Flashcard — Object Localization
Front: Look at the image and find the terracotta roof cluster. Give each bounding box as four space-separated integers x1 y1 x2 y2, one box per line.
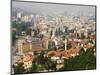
23 54 33 62
47 50 61 57
71 41 78 48
61 50 71 59
80 40 87 45
47 47 80 59
62 48 80 58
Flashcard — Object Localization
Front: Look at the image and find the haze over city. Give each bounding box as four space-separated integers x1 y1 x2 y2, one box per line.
12 1 95 17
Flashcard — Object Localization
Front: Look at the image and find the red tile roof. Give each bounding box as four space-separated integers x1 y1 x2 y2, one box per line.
47 51 57 56
47 47 80 58
23 54 33 62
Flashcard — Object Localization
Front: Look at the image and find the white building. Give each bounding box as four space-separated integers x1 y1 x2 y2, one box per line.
17 12 22 19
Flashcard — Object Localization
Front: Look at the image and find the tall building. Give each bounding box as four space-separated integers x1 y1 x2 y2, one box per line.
17 12 22 19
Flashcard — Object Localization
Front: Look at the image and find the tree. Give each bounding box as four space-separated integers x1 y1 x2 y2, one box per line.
81 33 85 39
67 43 72 50
12 21 30 36
62 33 67 40
37 51 45 64
14 62 25 74
63 50 96 71
45 58 56 71
31 61 37 72
55 29 58 36
12 21 18 28
65 26 68 33
26 29 31 35
50 30 53 36
12 31 16 45
77 33 80 39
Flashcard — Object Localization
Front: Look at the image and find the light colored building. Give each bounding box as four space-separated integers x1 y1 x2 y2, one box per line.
16 38 32 54
17 12 22 19
16 38 25 54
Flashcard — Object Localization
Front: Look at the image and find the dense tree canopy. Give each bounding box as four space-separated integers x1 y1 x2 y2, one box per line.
63 50 96 71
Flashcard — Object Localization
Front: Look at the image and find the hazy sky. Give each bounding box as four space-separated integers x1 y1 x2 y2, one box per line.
12 1 96 16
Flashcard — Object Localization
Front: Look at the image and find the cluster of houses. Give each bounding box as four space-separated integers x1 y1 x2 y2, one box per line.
12 32 95 72
12 14 96 73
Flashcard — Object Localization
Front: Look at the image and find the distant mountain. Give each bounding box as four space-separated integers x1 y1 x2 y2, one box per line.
12 7 43 17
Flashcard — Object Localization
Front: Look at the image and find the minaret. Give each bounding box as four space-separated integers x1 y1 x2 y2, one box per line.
65 39 67 51
33 17 36 29
46 40 48 50
51 28 56 38
30 43 32 50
